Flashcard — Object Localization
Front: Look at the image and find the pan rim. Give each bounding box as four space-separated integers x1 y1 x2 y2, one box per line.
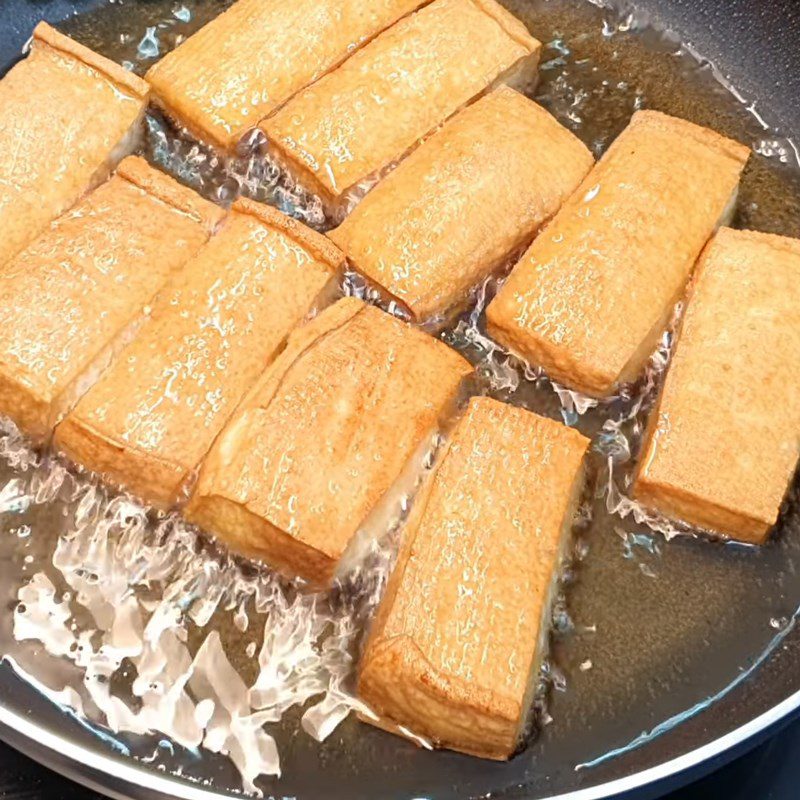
0 679 798 800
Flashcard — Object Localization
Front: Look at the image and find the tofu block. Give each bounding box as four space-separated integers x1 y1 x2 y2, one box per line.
329 87 593 322
262 0 541 210
54 199 342 508
0 157 223 442
146 0 427 150
186 297 472 585
633 228 800 544
358 396 589 758
486 110 750 397
0 22 149 268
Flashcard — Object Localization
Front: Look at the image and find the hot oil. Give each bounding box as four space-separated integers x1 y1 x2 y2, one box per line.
60 0 327 224
1 1 800 798
493 0 800 784
58 1 238 75
511 0 800 237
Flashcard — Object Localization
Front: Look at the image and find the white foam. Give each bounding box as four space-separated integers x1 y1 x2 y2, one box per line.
0 418 407 793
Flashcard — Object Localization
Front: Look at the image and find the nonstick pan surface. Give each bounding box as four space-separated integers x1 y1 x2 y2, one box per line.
0 1 799 799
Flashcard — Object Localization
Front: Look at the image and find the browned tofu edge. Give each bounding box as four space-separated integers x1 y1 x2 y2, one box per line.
632 474 773 544
54 414 188 508
0 373 51 443
260 0 542 212
485 110 749 397
261 140 341 209
629 109 752 165
485 306 623 397
631 228 800 544
185 298 368 583
117 156 226 234
357 400 589 758
231 197 345 271
53 199 340 509
470 0 540 52
33 21 150 101
186 425 343 584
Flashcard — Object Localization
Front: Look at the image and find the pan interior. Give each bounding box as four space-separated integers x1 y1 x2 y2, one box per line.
0 1 799 799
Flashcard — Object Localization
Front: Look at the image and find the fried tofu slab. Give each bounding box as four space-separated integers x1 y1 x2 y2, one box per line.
0 157 222 443
358 397 589 758
0 23 149 268
55 200 342 508
329 87 593 323
146 0 428 150
487 110 750 397
186 298 472 586
633 228 800 543
262 0 541 210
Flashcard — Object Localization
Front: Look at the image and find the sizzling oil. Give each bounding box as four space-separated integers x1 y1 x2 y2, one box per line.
0 1 799 799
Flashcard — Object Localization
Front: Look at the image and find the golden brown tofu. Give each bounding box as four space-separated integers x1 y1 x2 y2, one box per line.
0 22 149 268
486 110 750 397
0 157 223 443
359 396 589 758
186 297 472 585
633 228 800 544
146 0 428 150
54 199 341 508
329 87 593 323
262 0 540 210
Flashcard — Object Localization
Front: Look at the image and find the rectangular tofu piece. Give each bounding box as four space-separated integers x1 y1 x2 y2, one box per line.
146 0 428 150
358 396 589 758
0 157 223 443
186 297 472 585
0 22 149 268
632 228 800 544
261 0 541 212
54 200 342 508
329 87 593 323
486 110 750 397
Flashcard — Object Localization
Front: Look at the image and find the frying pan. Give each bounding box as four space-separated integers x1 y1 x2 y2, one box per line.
0 1 799 799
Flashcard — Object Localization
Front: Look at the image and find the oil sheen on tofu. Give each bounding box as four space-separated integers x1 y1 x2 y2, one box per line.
0 157 222 443
146 0 428 149
329 87 593 324
0 23 148 268
186 297 472 587
487 110 750 397
262 0 541 209
633 228 800 543
359 396 589 758
54 200 342 509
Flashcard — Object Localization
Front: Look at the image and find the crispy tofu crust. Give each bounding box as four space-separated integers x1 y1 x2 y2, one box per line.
486 110 750 397
54 201 338 508
232 198 345 272
146 0 428 150
32 22 149 99
0 23 149 268
261 0 541 204
115 156 224 235
632 228 800 543
329 87 593 322
358 397 589 758
0 157 219 442
186 298 472 585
